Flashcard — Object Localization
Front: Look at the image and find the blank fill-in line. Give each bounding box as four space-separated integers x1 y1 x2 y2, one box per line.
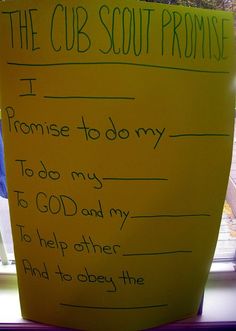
121 213 209 231
103 177 168 181
60 303 168 310
169 133 230 138
123 250 192 257
131 213 211 219
44 95 135 100
19 93 37 97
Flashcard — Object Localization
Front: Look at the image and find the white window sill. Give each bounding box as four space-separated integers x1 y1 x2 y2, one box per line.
0 264 236 330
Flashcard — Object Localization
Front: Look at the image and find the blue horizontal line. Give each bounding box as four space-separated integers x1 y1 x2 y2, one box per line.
60 303 168 310
7 61 229 74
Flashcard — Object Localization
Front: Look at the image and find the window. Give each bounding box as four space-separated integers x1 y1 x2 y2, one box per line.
0 116 13 267
0 0 236 329
0 196 14 266
213 113 236 265
0 0 235 272
213 201 236 263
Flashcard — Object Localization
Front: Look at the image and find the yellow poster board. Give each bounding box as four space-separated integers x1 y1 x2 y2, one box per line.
0 0 235 330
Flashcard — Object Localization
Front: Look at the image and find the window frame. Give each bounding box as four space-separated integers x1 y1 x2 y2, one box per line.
0 267 236 330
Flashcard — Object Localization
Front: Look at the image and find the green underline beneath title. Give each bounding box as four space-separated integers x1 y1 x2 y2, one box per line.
7 61 229 74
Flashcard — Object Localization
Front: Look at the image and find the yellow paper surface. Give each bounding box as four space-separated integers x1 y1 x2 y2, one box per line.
0 0 235 330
